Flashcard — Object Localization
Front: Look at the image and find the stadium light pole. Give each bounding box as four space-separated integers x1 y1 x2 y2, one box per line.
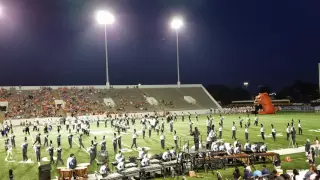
243 82 249 88
171 18 183 86
96 10 115 89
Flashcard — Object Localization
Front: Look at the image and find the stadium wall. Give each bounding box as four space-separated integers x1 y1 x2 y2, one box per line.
0 84 203 90
7 109 213 126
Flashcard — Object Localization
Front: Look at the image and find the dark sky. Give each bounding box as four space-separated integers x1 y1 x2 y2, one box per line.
0 0 319 91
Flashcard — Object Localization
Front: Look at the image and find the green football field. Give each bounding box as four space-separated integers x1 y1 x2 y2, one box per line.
0 112 319 180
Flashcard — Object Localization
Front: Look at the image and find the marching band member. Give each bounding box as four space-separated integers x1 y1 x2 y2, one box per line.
10 134 15 148
57 134 61 147
68 133 73 148
251 144 257 152
298 119 303 135
219 114 224 127
271 124 276 141
245 124 249 141
211 142 218 151
286 125 291 141
141 154 149 167
131 129 138 149
219 123 223 139
47 143 54 165
173 130 179 148
138 148 145 159
100 135 106 152
254 114 259 126
162 148 170 161
117 132 122 150
260 124 265 140
44 134 49 147
100 162 110 177
260 144 267 152
21 137 28 162
34 143 41 163
112 133 117 153
5 144 13 161
170 147 176 159
78 134 85 148
56 145 64 165
244 141 250 151
231 123 237 139
239 117 243 128
219 143 225 151
115 151 122 162
234 145 240 154
88 146 95 165
160 131 165 149
117 158 125 172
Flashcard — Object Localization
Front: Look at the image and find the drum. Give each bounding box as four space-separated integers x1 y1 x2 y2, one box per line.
57 167 66 179
61 169 73 180
77 163 90 167
75 167 87 178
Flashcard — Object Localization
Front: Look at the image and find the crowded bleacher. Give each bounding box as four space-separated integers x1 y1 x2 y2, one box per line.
0 85 221 119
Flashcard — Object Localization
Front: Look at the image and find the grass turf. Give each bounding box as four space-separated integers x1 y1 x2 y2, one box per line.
0 112 319 180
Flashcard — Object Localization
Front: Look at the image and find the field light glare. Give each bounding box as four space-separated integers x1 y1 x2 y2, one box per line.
171 18 183 30
96 11 115 25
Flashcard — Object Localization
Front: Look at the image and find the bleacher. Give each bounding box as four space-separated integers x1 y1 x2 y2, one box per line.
0 84 221 118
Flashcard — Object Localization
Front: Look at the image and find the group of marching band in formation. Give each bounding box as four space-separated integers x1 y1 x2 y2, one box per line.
0 111 305 172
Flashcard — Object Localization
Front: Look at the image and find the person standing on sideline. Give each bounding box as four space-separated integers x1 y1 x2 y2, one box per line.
260 124 265 140
181 112 184 122
131 129 138 149
271 124 276 141
160 131 165 149
298 120 303 135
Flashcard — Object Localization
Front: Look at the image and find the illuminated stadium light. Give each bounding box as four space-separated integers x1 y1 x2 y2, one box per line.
96 10 115 88
243 82 249 86
96 11 114 25
171 18 183 30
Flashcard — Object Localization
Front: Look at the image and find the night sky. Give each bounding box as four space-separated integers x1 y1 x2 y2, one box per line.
0 0 319 91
